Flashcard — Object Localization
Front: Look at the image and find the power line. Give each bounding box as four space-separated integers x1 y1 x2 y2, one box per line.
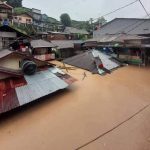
111 0 150 41
75 104 150 150
138 0 150 18
92 0 139 21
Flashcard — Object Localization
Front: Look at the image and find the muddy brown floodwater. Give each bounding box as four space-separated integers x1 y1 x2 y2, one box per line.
0 61 150 150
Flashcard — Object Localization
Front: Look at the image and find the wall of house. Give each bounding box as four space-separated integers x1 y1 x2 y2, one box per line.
0 54 47 70
13 15 33 24
0 37 2 49
0 13 8 18
0 55 21 70
33 13 41 21
59 48 75 58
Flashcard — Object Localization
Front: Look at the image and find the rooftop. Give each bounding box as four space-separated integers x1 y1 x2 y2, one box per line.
31 39 56 48
94 18 150 37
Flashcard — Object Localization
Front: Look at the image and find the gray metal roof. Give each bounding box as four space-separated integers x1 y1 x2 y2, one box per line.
63 51 98 74
64 50 121 74
31 39 56 48
92 50 120 71
88 34 150 43
64 27 89 35
16 69 68 105
94 18 150 38
51 40 83 49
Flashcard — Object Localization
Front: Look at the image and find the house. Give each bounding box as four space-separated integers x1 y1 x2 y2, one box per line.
93 18 150 38
13 13 33 25
0 49 76 114
31 8 42 27
92 18 150 65
64 27 89 40
0 1 13 25
30 39 56 61
63 49 121 75
51 40 83 58
0 25 30 50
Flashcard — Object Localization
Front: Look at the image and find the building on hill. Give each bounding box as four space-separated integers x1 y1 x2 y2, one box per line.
31 8 42 26
13 13 33 25
93 18 150 38
0 1 13 25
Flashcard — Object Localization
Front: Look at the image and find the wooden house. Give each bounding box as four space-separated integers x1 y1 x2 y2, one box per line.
31 39 56 61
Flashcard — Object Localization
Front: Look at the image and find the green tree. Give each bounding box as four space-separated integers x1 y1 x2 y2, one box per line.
60 13 71 27
2 0 22 7
95 17 107 26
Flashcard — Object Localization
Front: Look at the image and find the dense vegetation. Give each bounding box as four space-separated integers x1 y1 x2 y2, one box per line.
2 0 22 7
60 13 72 27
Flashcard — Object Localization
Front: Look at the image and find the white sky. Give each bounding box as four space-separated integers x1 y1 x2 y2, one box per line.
23 0 150 21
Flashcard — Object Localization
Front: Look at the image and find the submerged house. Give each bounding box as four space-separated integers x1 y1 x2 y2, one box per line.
30 39 56 61
0 49 76 114
64 49 121 75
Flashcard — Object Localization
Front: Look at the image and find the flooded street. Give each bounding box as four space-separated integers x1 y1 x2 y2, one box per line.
0 63 150 150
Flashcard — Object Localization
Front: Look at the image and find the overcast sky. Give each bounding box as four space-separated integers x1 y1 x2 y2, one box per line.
23 0 150 21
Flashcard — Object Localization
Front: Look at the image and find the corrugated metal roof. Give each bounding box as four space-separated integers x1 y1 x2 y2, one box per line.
94 18 150 37
87 34 150 43
92 50 120 71
16 70 68 105
63 51 98 74
51 40 83 49
31 39 56 48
